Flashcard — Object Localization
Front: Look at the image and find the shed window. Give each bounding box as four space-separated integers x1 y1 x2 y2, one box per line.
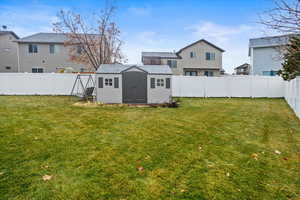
157 79 164 87
114 77 119 88
166 78 171 89
98 77 103 88
105 78 113 86
150 78 155 88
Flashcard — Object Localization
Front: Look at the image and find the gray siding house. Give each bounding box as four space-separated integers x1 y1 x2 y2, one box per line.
234 63 250 75
96 64 172 104
249 35 291 76
15 33 88 73
0 31 19 72
142 39 225 76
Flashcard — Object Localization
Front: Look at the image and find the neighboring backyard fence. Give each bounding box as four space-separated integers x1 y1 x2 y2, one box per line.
284 77 300 118
0 73 299 118
172 75 284 98
0 73 84 95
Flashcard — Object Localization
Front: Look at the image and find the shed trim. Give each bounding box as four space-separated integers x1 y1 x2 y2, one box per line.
121 66 148 74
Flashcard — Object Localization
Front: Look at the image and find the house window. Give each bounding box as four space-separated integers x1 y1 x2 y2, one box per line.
49 44 59 54
263 71 278 76
105 78 113 86
5 66 11 70
32 68 43 73
204 71 214 76
77 46 83 54
206 52 215 60
190 52 196 58
80 68 85 72
28 44 38 53
167 60 177 68
157 79 164 87
185 71 197 76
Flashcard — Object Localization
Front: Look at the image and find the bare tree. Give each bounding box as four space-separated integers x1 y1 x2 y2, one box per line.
53 3 124 71
259 0 300 33
259 0 300 80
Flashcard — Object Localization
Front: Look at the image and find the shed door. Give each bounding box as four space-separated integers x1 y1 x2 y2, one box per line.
122 71 147 103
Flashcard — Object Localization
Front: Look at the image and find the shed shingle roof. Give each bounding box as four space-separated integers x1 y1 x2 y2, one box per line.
96 64 172 74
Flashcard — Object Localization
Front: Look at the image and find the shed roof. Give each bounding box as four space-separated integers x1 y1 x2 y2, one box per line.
96 64 172 74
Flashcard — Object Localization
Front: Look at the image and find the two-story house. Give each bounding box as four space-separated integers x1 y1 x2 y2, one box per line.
142 39 225 76
249 34 291 76
0 31 19 72
15 33 87 73
234 63 250 75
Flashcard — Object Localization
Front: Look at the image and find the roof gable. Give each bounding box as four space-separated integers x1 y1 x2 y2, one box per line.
17 33 67 43
121 66 148 73
177 39 225 53
0 31 19 39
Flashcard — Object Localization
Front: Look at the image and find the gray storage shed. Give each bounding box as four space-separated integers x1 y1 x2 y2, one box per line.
96 64 172 104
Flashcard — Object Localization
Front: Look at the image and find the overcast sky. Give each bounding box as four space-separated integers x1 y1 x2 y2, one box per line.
0 0 280 73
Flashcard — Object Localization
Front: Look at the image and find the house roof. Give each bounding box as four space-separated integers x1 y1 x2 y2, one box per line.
249 34 295 48
96 64 172 74
141 52 179 59
0 31 19 39
16 33 68 44
177 39 225 53
234 63 250 70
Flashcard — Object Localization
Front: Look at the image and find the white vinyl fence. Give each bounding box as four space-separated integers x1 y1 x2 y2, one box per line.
172 75 284 98
284 77 300 118
0 73 299 118
0 73 79 95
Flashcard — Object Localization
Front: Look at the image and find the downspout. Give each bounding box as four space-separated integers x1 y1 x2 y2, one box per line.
16 42 20 72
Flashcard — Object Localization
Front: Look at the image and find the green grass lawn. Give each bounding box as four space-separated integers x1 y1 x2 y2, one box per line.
0 96 300 200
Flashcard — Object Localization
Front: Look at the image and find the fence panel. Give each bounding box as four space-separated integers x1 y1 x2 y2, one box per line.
172 75 284 98
0 73 78 95
284 77 300 118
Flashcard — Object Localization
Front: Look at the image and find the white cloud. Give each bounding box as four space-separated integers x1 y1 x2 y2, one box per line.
186 21 255 43
186 21 268 73
0 4 58 37
122 31 178 64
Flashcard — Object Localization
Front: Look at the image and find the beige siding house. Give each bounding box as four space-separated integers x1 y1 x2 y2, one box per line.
142 39 225 76
16 33 88 73
0 31 19 72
